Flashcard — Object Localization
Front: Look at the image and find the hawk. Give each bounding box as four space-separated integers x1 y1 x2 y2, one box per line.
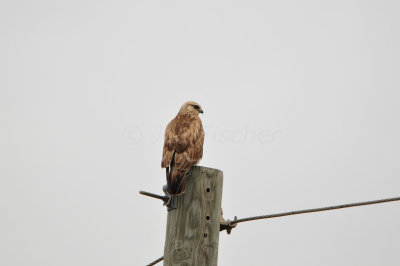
161 101 204 194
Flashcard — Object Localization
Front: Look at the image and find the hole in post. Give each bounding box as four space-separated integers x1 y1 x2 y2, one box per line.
206 188 210 193
204 233 207 238
206 215 210 220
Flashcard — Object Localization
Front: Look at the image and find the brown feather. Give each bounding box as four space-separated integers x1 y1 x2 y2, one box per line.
161 102 204 194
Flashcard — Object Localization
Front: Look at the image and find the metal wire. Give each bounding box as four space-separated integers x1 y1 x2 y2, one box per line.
147 196 400 263
230 196 400 225
147 256 163 266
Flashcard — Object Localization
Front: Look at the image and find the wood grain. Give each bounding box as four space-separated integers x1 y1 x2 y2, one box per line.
163 166 223 266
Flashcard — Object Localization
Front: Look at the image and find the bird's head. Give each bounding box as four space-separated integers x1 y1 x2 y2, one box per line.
180 101 204 116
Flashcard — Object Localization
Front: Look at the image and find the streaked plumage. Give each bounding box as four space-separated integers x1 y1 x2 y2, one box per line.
161 101 204 194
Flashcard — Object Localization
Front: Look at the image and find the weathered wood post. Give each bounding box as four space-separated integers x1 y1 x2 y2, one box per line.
163 166 223 266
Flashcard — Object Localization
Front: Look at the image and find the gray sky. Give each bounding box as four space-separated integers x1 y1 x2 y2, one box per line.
1 0 400 265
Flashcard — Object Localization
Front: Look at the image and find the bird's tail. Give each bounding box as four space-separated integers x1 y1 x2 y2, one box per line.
169 166 187 194
165 167 172 194
166 151 187 194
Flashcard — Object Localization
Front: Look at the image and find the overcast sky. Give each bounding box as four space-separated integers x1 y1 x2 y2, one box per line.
1 0 400 265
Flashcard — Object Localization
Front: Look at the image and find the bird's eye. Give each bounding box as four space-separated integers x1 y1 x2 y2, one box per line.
193 105 199 110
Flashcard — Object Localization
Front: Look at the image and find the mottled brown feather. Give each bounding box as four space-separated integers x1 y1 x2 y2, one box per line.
161 102 204 194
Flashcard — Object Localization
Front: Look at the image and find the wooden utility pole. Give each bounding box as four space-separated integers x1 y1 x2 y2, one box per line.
163 166 223 266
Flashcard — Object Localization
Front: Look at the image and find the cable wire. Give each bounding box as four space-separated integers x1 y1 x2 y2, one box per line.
147 196 400 263
147 256 163 266
230 196 400 225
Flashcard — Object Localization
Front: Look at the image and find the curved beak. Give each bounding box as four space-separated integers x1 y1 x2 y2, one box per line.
199 109 204 114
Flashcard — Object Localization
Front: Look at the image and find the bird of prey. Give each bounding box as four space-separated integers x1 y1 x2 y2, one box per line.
161 101 204 194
